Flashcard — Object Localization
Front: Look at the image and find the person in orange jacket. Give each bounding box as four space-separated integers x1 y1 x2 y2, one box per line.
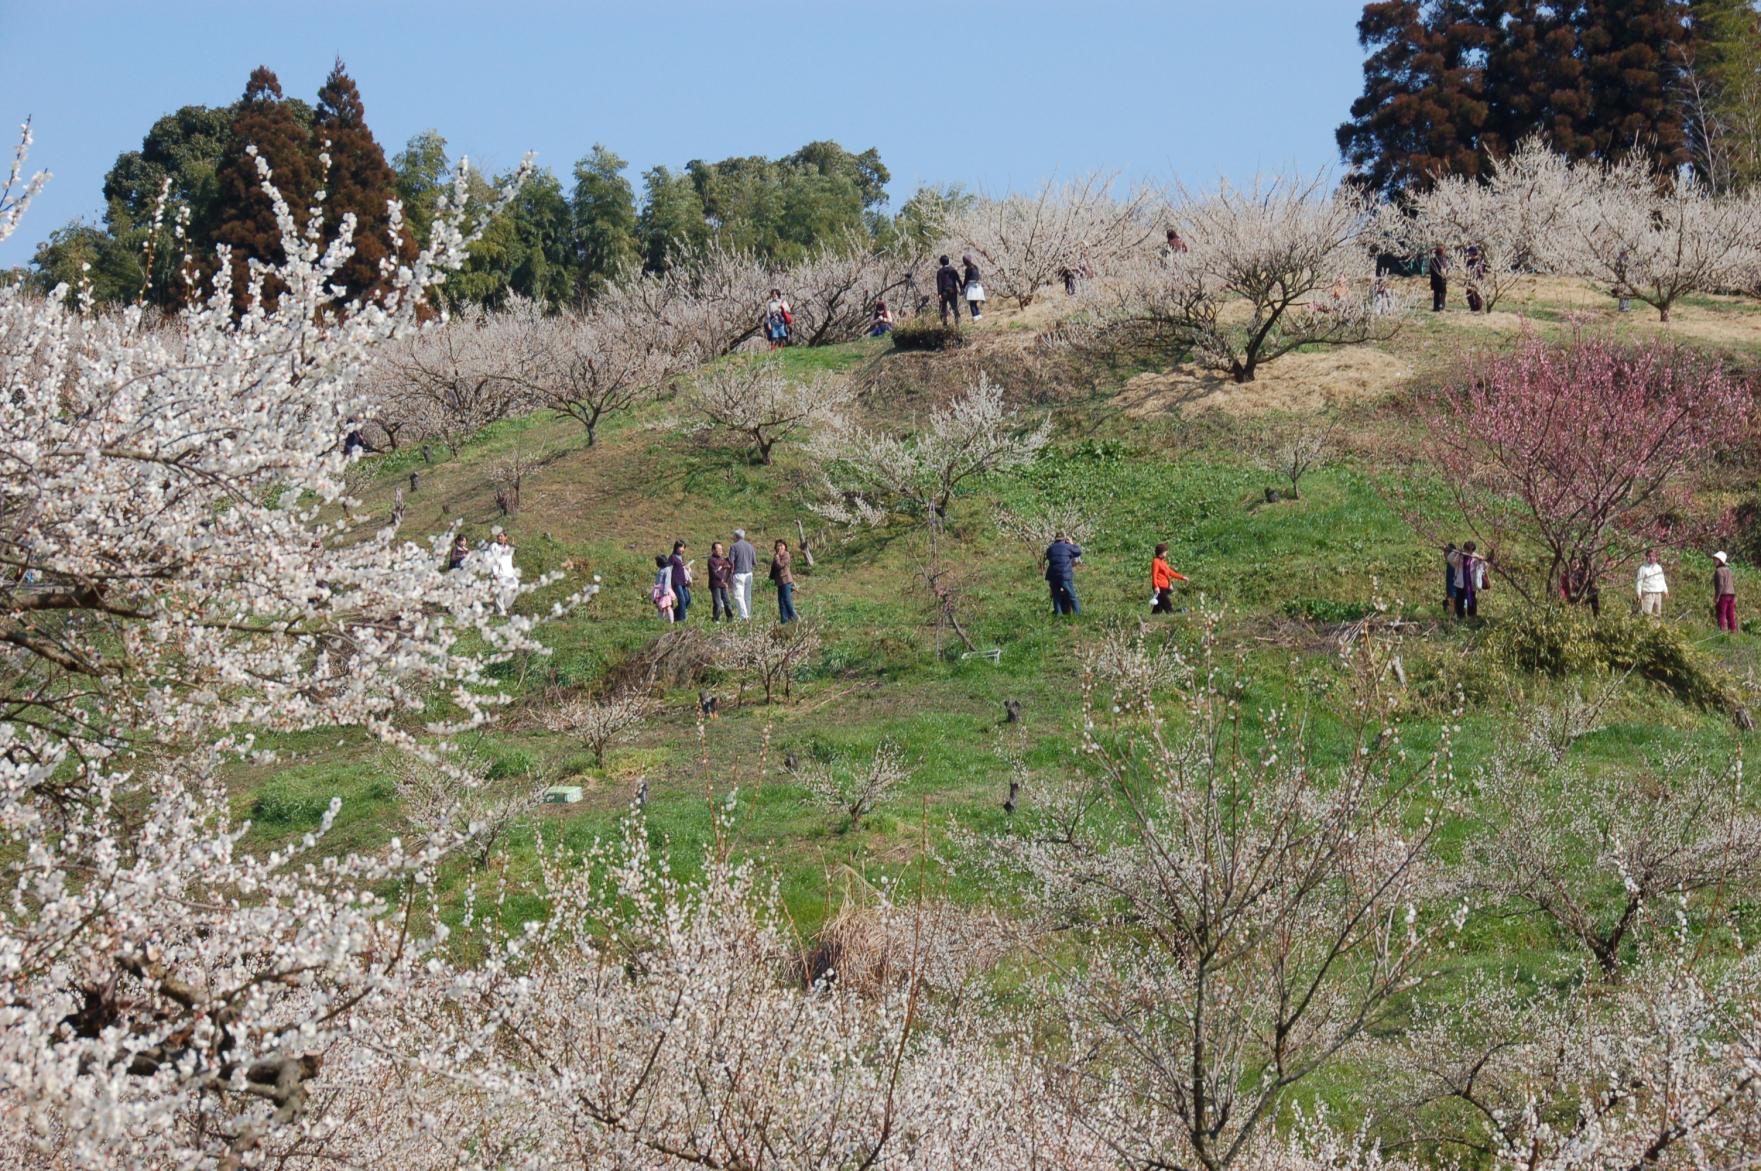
1151 543 1188 614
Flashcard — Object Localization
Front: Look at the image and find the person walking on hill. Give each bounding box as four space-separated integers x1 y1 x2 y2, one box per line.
1453 540 1485 619
708 541 735 622
1713 551 1738 633
1045 531 1083 616
729 529 758 620
763 288 793 350
669 539 693 623
769 538 797 623
1150 543 1188 614
1429 246 1450 313
1443 543 1459 614
961 254 986 320
1636 548 1668 618
935 256 963 325
651 554 677 622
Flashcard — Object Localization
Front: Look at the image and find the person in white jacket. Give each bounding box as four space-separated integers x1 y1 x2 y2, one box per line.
485 531 520 615
1636 548 1668 618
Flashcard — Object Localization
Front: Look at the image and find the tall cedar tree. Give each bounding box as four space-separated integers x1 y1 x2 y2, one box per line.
1478 0 1590 158
211 67 320 314
313 59 414 303
1337 0 1491 198
1575 0 1692 168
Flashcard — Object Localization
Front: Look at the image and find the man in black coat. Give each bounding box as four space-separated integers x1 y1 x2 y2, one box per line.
935 255 963 325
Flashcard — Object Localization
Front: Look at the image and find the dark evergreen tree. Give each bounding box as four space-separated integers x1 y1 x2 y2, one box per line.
210 67 321 313
571 145 639 295
312 58 412 303
1337 0 1492 198
1479 0 1590 157
1575 0 1692 168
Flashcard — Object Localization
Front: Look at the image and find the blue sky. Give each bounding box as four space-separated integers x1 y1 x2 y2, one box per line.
0 0 1369 266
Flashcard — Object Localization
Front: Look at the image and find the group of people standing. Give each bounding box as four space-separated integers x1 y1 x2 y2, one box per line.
1442 542 1743 631
1639 548 1741 632
444 530 521 614
651 529 798 624
934 255 986 324
1428 244 1489 313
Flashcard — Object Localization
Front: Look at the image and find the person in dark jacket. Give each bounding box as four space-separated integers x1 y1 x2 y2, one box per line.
1429 246 1450 312
1044 531 1083 616
669 539 692 623
446 532 471 572
707 541 735 622
935 255 963 325
961 254 986 320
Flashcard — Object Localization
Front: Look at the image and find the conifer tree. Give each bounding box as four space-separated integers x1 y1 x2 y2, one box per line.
1479 0 1590 157
210 66 320 313
1575 0 1692 169
1337 0 1491 198
313 57 412 302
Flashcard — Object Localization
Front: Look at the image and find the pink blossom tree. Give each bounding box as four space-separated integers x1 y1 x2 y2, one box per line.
1412 332 1753 603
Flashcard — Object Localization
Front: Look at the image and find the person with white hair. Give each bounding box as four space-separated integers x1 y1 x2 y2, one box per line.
1713 550 1737 633
728 529 758 620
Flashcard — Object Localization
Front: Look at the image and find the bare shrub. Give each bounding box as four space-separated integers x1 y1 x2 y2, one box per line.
1250 412 1338 500
714 620 823 704
392 749 540 868
543 689 653 768
811 371 1049 523
683 357 855 465
1471 750 1761 974
799 740 910 831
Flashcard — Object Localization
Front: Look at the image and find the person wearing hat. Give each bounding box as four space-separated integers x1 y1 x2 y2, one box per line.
728 529 757 620
1713 551 1737 633
1635 548 1668 619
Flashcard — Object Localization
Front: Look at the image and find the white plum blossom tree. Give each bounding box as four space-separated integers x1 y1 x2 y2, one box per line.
683 356 856 465
948 173 1160 308
1088 173 1397 383
811 371 1050 522
1564 155 1761 321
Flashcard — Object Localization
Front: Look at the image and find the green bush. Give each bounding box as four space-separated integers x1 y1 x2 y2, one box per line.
1282 597 1375 624
891 317 964 352
1488 606 1743 716
250 786 334 828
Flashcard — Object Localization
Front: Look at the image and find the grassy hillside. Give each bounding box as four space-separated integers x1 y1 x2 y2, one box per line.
240 272 1761 947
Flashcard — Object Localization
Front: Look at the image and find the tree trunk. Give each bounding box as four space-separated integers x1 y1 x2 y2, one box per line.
1659 304 1672 323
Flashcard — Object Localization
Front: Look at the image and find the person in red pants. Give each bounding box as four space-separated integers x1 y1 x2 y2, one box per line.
1713 551 1738 633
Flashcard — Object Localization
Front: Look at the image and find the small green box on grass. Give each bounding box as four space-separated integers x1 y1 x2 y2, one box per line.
542 785 583 805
